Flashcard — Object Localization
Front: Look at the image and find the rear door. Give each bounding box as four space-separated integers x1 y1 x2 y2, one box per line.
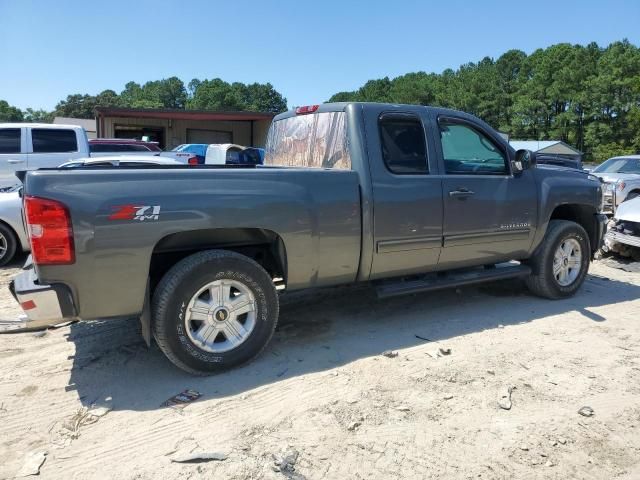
0 127 27 188
366 107 444 279
27 128 80 169
435 115 536 268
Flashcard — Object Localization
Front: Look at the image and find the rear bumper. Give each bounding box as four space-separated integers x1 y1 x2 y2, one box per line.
9 257 77 328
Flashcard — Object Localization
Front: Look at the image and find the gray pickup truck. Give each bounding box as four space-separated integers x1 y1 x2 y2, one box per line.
11 103 607 374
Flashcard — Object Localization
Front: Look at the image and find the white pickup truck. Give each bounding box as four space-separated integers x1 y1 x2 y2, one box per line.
0 123 90 189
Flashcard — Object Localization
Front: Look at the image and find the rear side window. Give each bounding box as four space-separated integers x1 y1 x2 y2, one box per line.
265 112 351 169
439 120 507 175
379 114 428 174
32 129 78 153
0 128 21 154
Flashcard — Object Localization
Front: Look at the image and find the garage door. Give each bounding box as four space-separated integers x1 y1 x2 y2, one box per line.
186 128 232 144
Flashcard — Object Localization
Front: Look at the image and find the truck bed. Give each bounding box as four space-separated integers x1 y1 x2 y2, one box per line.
24 166 362 320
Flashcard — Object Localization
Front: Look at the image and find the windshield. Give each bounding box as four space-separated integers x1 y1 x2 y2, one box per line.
264 111 351 169
0 184 21 193
58 160 85 169
593 157 640 174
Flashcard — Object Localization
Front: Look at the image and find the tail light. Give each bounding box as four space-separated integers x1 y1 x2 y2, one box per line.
295 105 319 115
188 155 199 165
24 196 75 265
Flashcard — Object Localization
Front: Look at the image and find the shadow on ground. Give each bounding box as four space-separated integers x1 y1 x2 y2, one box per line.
64 271 639 412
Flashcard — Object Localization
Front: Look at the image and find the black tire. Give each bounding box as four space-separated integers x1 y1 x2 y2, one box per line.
152 250 279 375
0 223 18 267
525 220 590 299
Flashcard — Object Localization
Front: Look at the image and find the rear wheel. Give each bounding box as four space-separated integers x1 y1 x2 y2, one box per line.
152 250 279 375
525 220 590 299
0 223 18 267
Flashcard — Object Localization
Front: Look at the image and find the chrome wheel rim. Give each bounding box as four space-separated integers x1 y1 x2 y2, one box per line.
0 233 6 259
184 279 257 353
553 238 582 287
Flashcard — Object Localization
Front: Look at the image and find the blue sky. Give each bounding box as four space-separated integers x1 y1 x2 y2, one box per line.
1 0 639 111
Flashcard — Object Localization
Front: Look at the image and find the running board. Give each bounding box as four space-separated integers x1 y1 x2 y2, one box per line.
376 263 532 299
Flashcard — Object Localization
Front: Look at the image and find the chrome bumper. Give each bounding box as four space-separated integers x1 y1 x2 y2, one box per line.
9 257 77 329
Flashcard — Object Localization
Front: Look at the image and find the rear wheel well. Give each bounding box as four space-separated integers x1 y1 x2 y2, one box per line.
549 204 598 252
148 228 286 295
0 219 19 242
0 220 19 266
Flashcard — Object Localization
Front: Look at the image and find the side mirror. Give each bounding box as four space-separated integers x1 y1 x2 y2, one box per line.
512 149 537 174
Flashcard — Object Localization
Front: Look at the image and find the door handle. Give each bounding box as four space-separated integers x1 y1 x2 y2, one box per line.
449 188 475 197
7 158 25 164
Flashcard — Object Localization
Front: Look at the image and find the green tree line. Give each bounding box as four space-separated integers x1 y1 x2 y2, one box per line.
0 77 288 124
2 40 639 161
329 40 640 162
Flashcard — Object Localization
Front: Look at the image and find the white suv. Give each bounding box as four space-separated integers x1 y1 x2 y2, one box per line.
0 123 90 189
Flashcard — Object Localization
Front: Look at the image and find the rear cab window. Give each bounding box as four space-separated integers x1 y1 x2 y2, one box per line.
90 144 150 153
0 128 21 154
265 111 351 169
32 129 78 153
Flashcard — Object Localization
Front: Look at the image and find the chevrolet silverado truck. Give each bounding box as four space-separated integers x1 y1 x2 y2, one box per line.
11 103 607 375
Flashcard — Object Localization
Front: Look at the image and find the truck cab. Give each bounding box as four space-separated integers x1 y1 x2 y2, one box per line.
266 103 600 280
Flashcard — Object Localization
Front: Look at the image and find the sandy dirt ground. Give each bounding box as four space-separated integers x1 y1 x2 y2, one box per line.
0 255 639 479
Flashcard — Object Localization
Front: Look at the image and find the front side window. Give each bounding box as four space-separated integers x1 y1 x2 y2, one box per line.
32 129 78 153
0 128 21 154
439 120 507 175
379 114 428 174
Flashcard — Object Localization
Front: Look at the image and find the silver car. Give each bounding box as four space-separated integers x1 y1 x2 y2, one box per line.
605 195 640 259
0 156 182 266
592 155 640 214
0 186 30 266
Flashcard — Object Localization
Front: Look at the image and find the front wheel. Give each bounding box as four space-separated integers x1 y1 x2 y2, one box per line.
152 250 279 375
525 220 590 299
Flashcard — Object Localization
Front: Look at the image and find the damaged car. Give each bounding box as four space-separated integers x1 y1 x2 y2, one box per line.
604 196 640 260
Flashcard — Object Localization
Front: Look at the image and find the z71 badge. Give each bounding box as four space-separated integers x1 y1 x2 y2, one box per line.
109 205 161 221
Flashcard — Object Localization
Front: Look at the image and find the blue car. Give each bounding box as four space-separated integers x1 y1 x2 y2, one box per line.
172 144 265 165
172 144 208 164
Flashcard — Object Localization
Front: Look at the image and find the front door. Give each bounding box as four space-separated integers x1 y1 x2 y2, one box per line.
436 116 536 268
367 109 443 279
